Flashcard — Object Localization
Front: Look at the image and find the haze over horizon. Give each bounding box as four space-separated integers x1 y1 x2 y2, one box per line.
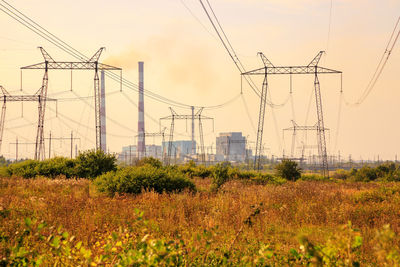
0 0 399 161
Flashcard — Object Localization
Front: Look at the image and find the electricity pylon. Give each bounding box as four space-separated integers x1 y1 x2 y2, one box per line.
21 47 122 159
134 128 167 161
283 120 330 160
0 85 57 158
160 107 214 165
243 51 341 177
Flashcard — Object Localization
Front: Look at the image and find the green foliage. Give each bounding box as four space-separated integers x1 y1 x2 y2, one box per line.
6 150 116 179
293 222 363 266
0 155 11 167
299 173 327 181
95 165 195 196
211 162 230 191
179 161 212 179
4 216 398 266
35 157 77 178
374 224 400 265
354 166 378 181
332 169 349 180
75 150 117 179
254 173 287 185
344 163 400 182
274 159 302 181
7 160 39 178
136 157 163 168
1 214 186 266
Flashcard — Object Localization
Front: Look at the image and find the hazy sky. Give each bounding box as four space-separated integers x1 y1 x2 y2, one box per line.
0 0 399 160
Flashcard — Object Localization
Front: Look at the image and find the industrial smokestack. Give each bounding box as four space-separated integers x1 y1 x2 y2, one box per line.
100 70 107 152
137 62 145 159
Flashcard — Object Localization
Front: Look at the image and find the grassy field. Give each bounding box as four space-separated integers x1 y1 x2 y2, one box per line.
1 176 400 265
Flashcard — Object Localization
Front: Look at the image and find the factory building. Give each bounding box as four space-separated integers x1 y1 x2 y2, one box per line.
118 144 163 163
216 132 247 162
162 140 196 161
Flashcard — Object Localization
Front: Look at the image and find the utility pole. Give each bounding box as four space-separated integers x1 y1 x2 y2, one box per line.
49 132 52 159
70 131 73 159
242 51 341 177
129 145 132 165
44 133 80 159
10 139 37 161
21 47 122 155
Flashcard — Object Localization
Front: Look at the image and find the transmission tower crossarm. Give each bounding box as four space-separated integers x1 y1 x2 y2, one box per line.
242 66 341 75
21 47 122 154
307 51 325 67
21 62 121 70
88 47 105 62
0 86 10 96
0 95 57 102
38 47 55 63
258 52 275 68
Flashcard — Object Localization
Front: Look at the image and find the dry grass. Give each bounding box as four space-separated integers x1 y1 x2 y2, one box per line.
1 177 400 264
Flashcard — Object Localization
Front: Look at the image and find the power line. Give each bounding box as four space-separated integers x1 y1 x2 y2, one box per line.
0 0 240 111
345 16 400 106
198 0 290 109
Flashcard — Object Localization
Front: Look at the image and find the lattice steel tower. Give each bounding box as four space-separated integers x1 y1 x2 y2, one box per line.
243 51 341 177
21 47 121 159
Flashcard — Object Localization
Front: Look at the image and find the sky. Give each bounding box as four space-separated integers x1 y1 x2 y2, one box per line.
0 0 399 161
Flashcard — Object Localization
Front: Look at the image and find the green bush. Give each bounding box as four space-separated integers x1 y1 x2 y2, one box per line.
275 159 301 181
136 157 163 168
35 157 77 178
7 160 39 178
299 173 327 181
232 169 258 180
75 150 117 179
179 161 212 179
95 165 195 196
6 150 117 179
211 162 230 191
332 169 349 180
254 173 286 185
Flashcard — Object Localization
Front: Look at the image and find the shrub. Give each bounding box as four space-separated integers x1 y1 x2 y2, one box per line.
179 161 197 178
211 162 230 191
254 173 286 185
136 157 163 168
7 160 39 178
274 159 301 181
35 157 77 178
192 165 212 179
75 150 117 179
179 161 212 179
350 166 378 182
332 169 349 180
95 165 195 196
299 173 327 181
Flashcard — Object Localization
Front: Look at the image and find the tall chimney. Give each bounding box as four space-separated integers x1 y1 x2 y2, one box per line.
137 62 145 159
100 70 107 152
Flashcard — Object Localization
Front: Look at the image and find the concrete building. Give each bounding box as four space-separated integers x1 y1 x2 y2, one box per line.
162 140 196 160
118 144 163 163
216 132 247 162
